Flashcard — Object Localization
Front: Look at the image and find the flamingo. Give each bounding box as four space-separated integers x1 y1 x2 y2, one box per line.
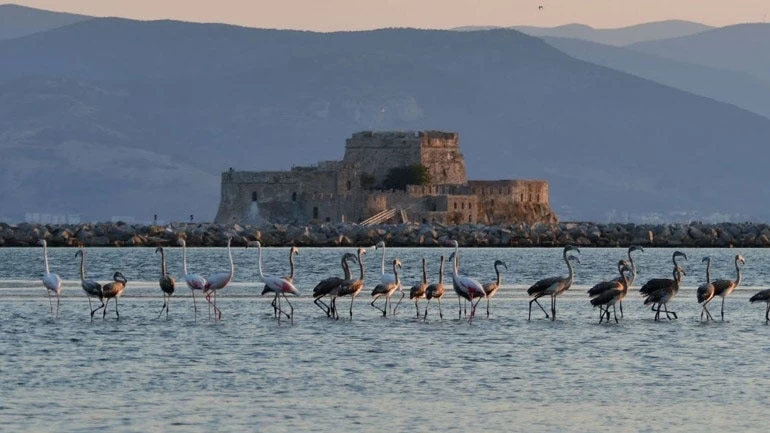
448 251 486 323
251 241 299 321
75 247 104 321
749 288 770 324
424 255 446 320
696 257 715 321
710 254 746 321
409 258 428 318
370 259 403 317
483 259 508 317
612 246 644 317
589 264 632 323
333 248 367 319
155 247 176 320
587 259 629 320
313 252 356 317
101 271 128 320
641 266 684 321
374 241 397 285
639 251 687 318
639 251 687 317
178 238 207 320
261 246 299 316
203 237 234 320
527 245 580 321
38 239 62 317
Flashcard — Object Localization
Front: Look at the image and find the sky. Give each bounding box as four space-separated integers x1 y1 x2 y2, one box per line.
5 0 769 31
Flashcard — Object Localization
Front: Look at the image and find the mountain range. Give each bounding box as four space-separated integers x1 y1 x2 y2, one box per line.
1 5 769 223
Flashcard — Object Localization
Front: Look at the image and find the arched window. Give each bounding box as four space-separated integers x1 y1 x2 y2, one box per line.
312 207 319 219
454 202 458 210
491 199 495 207
529 193 532 202
461 202 465 210
468 215 472 223
432 203 437 211
292 192 297 202
468 203 472 210
520 194 524 202
346 181 352 191
251 192 258 202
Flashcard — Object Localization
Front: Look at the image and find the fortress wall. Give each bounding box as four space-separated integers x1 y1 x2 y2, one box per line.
343 131 422 184
419 131 466 184
469 180 554 224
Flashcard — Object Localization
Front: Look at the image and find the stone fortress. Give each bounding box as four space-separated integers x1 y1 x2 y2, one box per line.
214 131 557 226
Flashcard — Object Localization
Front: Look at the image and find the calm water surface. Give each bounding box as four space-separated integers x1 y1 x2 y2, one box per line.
2 247 770 432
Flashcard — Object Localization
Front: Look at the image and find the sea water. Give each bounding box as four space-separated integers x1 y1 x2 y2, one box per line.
1 247 769 432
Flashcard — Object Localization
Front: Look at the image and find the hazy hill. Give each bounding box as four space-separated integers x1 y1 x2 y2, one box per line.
2 18 770 222
544 36 770 119
512 20 712 46
0 4 90 40
629 23 770 81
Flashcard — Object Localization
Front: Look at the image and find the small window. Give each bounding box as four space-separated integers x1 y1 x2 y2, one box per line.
520 194 524 202
529 194 532 202
292 192 297 202
468 215 472 223
468 203 472 209
461 202 465 210
454 202 458 210
325 217 330 222
313 207 319 219
491 199 495 207
537 194 540 202
252 192 258 202
432 203 437 211
346 181 352 191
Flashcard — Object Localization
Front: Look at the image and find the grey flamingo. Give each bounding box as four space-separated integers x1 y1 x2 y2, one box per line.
38 239 62 317
613 246 644 317
642 251 687 313
371 259 402 317
710 254 745 321
409 258 428 317
156 247 176 320
749 288 770 324
483 259 508 317
75 246 104 321
640 263 685 321
424 255 446 320
696 257 715 321
588 259 629 320
250 240 299 321
313 252 356 317
101 271 128 320
589 264 632 323
203 237 234 321
332 247 367 319
527 245 581 321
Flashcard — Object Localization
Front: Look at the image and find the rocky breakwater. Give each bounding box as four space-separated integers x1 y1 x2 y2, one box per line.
1 221 770 248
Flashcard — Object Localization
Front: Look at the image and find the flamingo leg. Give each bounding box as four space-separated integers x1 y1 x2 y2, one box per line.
551 295 556 321
721 297 726 321
282 293 294 321
56 294 60 318
486 298 491 317
371 295 386 316
393 291 405 316
166 296 171 320
349 295 356 319
765 304 770 324
613 304 618 323
438 298 443 319
529 297 549 320
424 299 430 320
158 294 167 319
414 300 420 318
191 290 198 321
115 297 119 320
90 299 105 320
272 292 280 318
654 304 661 321
619 300 624 318
103 299 110 319
458 296 462 319
663 303 675 320
46 291 53 316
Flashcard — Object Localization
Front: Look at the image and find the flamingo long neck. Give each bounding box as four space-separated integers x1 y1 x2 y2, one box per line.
734 257 742 287
160 249 167 277
380 245 386 275
438 256 445 285
43 242 50 274
257 243 265 279
705 259 711 284
78 250 86 281
358 251 365 281
422 259 427 284
288 249 296 280
182 243 189 275
564 250 575 287
619 267 629 294
453 242 460 277
628 250 637 285
495 264 502 286
341 255 351 280
674 268 682 285
393 261 400 285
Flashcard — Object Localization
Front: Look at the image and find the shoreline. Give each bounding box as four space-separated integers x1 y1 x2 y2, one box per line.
1 221 769 248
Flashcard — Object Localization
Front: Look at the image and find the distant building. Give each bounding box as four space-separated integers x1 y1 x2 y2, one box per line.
215 131 557 225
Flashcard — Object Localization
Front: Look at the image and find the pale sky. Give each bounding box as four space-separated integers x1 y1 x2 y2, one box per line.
5 0 770 31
